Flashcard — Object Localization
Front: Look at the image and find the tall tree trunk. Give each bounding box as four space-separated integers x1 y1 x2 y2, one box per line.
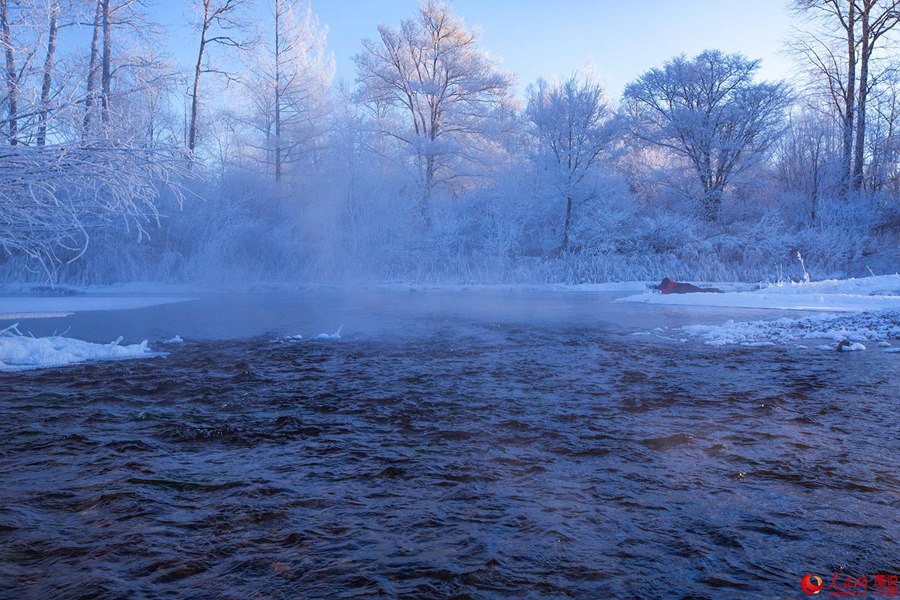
83 0 102 136
101 0 111 123
841 0 857 196
853 0 874 193
0 0 18 145
702 187 722 222
810 130 823 224
274 0 282 181
696 152 720 221
418 153 434 225
37 0 61 146
188 40 204 154
188 4 209 154
560 195 573 254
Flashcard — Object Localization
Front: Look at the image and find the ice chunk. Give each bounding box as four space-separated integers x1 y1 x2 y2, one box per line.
680 311 898 348
315 325 343 340
837 341 866 352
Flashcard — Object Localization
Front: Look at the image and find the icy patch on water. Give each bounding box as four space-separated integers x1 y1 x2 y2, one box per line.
0 324 159 371
0 295 197 319
279 325 343 342
677 311 900 348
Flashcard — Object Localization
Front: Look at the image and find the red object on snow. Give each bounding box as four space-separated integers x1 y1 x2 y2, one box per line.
655 277 723 294
660 279 679 294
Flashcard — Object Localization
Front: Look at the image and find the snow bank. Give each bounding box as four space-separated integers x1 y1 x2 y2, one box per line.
0 326 160 371
756 275 899 296
616 275 900 312
679 311 900 348
376 282 655 293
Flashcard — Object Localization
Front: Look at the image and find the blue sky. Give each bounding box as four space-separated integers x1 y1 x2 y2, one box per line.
154 0 800 98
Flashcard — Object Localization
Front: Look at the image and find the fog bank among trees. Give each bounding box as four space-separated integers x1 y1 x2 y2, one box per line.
1 0 898 285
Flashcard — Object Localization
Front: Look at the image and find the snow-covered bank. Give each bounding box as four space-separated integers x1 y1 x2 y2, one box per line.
374 281 656 293
9 276 896 307
616 275 900 312
0 326 160 371
621 276 900 349
679 311 900 348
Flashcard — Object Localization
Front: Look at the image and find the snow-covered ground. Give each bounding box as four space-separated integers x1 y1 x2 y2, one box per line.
0 324 159 372
375 281 657 293
622 275 900 350
616 274 900 312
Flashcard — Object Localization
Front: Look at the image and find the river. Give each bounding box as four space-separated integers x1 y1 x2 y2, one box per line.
1 290 896 598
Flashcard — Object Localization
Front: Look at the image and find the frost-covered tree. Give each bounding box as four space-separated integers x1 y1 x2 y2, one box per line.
775 108 842 222
623 50 790 220
187 0 252 155
0 0 187 279
0 143 187 278
244 0 333 181
63 0 169 139
1 0 42 146
793 0 900 193
526 74 618 254
353 0 512 214
867 66 900 195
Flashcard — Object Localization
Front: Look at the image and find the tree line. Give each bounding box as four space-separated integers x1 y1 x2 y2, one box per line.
1 0 897 282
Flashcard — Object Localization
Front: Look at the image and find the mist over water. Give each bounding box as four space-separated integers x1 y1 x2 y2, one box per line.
1 292 897 598
5 288 800 344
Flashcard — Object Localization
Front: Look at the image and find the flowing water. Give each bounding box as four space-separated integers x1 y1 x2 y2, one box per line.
1 290 897 599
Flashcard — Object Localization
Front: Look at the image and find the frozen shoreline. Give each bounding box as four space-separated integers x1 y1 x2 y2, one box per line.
617 275 900 350
3 274 897 307
615 274 900 312
2 275 898 370
0 281 199 320
616 275 900 352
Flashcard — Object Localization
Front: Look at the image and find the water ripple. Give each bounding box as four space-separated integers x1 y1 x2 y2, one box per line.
1 327 897 598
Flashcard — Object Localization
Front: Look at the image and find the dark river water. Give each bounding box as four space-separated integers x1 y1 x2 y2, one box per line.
1 290 898 599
